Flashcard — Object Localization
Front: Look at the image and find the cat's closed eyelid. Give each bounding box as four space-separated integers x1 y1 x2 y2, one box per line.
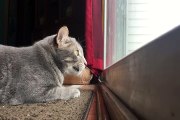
64 57 73 62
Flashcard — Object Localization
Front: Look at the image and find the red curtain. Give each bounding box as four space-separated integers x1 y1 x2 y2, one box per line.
85 0 104 74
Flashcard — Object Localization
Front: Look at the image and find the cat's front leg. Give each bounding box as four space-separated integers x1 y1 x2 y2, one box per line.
59 86 81 100
46 86 80 101
64 87 80 99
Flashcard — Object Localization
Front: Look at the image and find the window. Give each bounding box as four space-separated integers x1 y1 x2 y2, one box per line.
104 0 180 68
104 0 126 68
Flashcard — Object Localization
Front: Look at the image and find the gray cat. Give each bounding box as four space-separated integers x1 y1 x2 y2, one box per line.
0 26 87 105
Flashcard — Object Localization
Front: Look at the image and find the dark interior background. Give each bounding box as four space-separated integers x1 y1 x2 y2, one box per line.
0 0 85 48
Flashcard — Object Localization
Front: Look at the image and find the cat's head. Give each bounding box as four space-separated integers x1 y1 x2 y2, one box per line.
55 26 87 76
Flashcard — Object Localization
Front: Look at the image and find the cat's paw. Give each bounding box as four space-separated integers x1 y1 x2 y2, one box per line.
72 89 80 98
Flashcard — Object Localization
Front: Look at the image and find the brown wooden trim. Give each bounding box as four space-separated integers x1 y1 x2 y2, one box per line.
78 85 97 120
96 85 110 120
100 84 137 120
102 26 180 120
87 92 97 120
80 85 110 120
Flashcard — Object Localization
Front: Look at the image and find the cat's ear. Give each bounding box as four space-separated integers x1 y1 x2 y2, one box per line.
57 26 69 42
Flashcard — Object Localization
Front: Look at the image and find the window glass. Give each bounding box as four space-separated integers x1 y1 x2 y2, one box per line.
104 0 180 68
105 0 126 68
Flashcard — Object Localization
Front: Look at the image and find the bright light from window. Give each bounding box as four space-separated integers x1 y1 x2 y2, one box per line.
104 0 180 68
149 0 180 39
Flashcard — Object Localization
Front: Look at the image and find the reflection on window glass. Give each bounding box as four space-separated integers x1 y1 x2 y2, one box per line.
105 0 180 68
105 0 126 68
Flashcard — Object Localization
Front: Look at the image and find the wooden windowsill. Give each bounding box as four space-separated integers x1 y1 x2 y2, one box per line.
79 85 110 120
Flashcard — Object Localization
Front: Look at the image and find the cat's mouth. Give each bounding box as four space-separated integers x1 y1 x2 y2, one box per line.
73 66 80 72
73 63 85 74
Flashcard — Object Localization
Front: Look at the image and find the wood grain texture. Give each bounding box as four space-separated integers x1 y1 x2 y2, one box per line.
87 93 97 120
102 26 180 120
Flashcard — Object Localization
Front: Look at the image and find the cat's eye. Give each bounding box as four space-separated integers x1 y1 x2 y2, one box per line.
62 38 70 44
74 50 79 56
64 40 70 44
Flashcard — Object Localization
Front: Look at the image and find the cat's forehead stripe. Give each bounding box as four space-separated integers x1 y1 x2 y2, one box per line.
70 38 83 52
